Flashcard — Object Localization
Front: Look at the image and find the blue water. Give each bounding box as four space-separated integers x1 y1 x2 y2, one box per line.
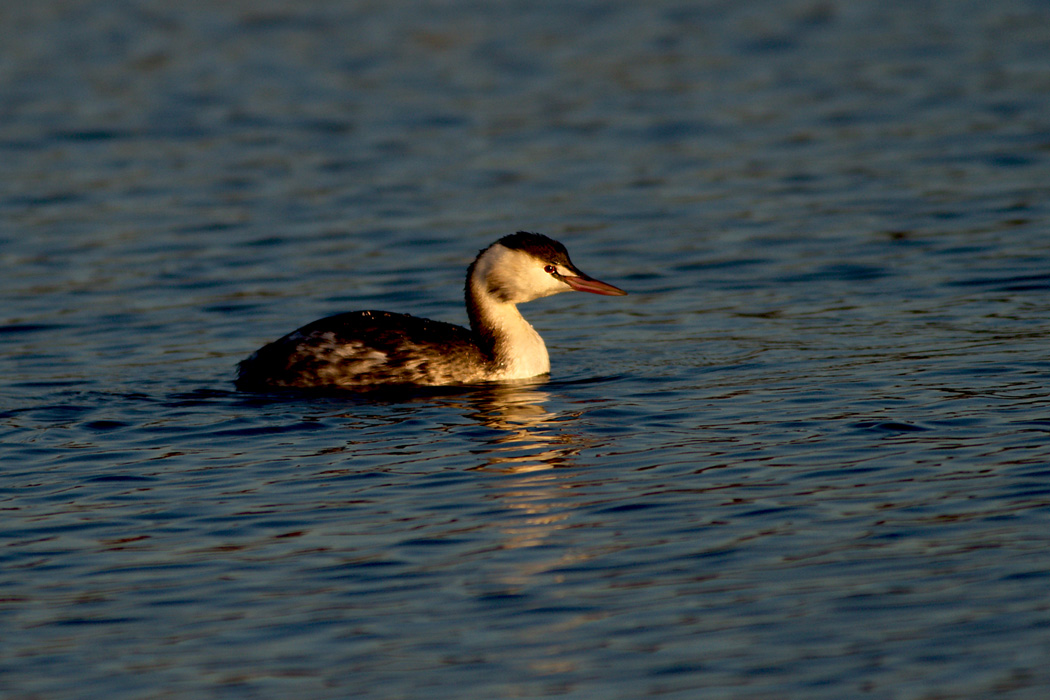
4 1 1050 698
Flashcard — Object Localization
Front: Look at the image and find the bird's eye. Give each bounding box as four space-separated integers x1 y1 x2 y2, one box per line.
544 265 556 274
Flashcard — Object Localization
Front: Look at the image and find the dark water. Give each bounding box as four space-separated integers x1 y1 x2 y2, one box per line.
4 1 1050 698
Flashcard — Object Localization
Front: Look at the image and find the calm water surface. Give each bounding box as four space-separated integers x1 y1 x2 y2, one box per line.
4 1 1050 698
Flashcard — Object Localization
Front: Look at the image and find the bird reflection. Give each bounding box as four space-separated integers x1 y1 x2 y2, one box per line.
442 383 593 554
317 381 604 553
442 382 584 474
316 380 608 608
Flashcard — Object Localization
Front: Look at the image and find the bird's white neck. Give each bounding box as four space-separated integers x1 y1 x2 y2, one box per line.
467 277 550 379
466 247 553 380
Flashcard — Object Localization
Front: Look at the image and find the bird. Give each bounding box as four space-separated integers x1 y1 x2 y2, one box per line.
235 232 626 390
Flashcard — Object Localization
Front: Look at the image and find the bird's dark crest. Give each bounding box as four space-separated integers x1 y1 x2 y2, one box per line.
496 231 571 265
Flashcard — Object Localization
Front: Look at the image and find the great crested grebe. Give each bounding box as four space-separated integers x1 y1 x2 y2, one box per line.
235 232 626 390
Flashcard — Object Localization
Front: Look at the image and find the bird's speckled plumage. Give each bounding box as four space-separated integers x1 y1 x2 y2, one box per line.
236 232 626 390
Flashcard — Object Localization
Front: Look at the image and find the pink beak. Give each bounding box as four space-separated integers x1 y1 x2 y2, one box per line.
564 273 627 296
